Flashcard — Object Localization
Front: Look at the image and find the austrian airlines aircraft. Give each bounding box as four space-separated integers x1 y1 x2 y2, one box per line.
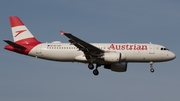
4 16 176 76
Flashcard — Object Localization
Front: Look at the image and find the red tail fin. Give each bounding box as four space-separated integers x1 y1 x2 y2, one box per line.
4 16 41 55
9 16 41 45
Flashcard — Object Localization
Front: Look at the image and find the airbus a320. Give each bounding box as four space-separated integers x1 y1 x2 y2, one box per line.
4 16 176 76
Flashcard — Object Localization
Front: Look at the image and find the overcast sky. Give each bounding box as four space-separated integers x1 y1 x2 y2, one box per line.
0 0 180 101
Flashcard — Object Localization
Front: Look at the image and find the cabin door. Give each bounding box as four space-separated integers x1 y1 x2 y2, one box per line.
149 44 155 54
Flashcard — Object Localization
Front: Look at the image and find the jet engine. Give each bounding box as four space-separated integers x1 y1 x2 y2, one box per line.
103 53 126 62
104 62 127 72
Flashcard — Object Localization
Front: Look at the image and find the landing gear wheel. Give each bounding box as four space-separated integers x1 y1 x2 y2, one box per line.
149 61 154 73
150 68 155 73
88 63 94 70
93 69 99 76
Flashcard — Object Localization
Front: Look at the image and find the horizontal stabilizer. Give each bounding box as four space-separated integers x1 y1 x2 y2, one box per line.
4 40 26 50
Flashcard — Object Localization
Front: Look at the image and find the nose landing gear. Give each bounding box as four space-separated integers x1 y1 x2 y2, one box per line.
150 61 155 73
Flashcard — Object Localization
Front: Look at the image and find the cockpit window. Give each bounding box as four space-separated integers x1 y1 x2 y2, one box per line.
160 47 169 51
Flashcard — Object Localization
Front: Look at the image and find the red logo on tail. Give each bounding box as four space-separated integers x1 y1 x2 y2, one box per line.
15 30 26 37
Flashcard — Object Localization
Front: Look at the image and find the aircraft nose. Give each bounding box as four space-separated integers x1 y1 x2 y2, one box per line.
169 52 176 60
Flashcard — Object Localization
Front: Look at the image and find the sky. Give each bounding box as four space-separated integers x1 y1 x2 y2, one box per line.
0 0 180 101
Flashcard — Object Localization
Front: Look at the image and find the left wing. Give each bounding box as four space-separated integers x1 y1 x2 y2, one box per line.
60 31 104 60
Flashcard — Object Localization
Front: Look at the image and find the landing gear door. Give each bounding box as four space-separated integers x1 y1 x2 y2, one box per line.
149 44 155 54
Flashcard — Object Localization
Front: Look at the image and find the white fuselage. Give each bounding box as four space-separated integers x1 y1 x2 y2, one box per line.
28 43 175 63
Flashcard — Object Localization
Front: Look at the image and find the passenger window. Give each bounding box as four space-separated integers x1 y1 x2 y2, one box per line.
161 48 163 50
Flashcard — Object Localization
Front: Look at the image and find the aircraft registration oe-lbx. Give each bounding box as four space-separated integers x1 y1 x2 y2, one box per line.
4 16 176 76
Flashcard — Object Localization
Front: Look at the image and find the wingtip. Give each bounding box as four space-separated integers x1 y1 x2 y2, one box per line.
3 40 9 43
60 30 65 35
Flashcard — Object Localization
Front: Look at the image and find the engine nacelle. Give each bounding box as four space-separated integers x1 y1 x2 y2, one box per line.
103 53 126 62
104 63 127 72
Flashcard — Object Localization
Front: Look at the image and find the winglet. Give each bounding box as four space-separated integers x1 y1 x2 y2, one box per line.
60 30 65 35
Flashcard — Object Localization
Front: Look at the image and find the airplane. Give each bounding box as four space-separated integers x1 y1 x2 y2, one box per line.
4 16 176 76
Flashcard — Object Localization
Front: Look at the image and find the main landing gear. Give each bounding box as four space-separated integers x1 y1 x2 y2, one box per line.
150 61 155 73
88 63 94 70
88 63 101 76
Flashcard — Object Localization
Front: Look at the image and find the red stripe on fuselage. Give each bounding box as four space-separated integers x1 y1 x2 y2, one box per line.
4 37 41 55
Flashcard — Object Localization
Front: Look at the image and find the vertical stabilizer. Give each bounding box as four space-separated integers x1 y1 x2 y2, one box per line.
9 16 40 45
